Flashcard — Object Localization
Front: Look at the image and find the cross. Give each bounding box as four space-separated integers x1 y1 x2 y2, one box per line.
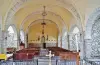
46 51 54 65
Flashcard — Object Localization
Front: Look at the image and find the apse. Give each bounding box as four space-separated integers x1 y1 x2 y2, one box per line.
27 19 59 47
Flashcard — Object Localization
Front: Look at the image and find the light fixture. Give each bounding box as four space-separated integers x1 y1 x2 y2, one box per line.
38 6 48 43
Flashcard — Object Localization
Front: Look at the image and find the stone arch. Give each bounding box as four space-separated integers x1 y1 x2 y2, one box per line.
90 15 100 58
85 7 100 39
20 11 67 48
20 11 65 32
4 0 82 49
26 19 60 46
26 19 60 34
85 7 100 58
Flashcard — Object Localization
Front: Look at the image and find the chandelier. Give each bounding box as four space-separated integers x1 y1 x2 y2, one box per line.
38 6 48 43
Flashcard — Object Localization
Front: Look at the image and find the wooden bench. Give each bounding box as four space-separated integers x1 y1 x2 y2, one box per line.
59 52 80 65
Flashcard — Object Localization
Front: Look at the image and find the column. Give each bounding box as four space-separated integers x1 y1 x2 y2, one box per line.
85 39 92 58
2 31 8 53
0 15 2 53
67 34 70 50
0 30 1 53
79 32 84 59
69 34 73 50
75 34 79 52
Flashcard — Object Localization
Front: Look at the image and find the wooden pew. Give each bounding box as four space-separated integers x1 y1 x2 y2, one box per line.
47 47 72 55
59 52 80 65
14 53 35 60
47 47 80 65
14 48 40 60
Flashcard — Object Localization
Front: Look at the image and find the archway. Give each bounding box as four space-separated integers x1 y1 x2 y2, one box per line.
27 19 59 48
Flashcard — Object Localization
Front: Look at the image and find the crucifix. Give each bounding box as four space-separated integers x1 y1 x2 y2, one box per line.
46 51 54 65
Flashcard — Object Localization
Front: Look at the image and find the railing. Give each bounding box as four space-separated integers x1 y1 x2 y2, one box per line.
0 59 84 65
0 60 37 65
85 59 100 65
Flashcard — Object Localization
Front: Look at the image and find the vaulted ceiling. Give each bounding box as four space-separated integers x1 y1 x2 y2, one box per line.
0 0 100 32
0 0 81 31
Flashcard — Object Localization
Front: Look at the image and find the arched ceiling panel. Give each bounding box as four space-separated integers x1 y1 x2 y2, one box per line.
14 4 75 32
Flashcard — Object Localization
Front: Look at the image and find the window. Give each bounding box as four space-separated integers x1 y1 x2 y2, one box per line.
7 26 17 48
62 27 68 49
20 30 25 43
70 27 80 51
72 27 79 34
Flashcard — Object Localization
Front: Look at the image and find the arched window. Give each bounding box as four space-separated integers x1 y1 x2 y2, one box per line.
62 27 68 49
70 26 80 51
72 27 79 34
20 30 25 43
7 26 17 48
8 26 14 33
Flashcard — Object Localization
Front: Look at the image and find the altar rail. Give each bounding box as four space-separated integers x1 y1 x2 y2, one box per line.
0 60 84 65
